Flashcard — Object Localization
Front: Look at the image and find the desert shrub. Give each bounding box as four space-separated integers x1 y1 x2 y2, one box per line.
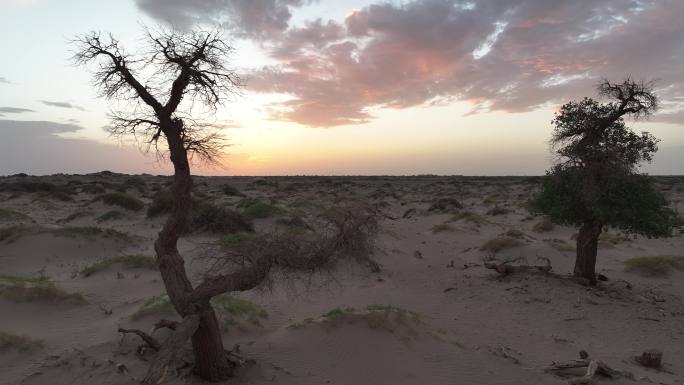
545 238 575 252
428 197 462 212
504 229 526 239
0 275 86 304
81 254 156 277
479 236 525 253
147 190 174 217
120 176 147 193
319 304 422 333
96 210 125 222
222 184 244 197
58 210 92 223
431 223 455 233
0 225 29 243
238 198 283 220
79 183 106 194
211 295 268 328
97 193 144 211
0 332 44 353
0 180 74 195
532 219 555 233
192 202 254 234
0 208 27 221
486 206 512 216
599 231 631 247
450 211 487 225
52 226 130 240
276 215 311 230
624 255 684 276
131 295 174 320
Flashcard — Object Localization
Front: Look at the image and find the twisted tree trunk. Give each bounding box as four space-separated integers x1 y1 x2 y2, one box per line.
152 121 232 382
574 222 602 285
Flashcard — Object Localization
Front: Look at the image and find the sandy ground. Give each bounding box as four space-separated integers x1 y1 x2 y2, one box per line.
1 173 683 385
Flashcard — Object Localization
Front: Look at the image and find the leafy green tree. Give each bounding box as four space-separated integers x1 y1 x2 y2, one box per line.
532 79 681 285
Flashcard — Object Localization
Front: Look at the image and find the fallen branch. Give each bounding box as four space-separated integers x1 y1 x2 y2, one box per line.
546 351 634 384
154 319 179 331
118 328 161 352
484 258 552 276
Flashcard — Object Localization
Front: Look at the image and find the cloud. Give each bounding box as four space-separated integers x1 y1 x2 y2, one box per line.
135 0 312 38
0 77 10 84
0 120 170 175
652 110 684 125
247 0 684 126
0 107 35 114
40 100 85 111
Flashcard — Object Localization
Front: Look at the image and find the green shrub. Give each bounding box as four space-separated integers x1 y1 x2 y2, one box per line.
222 184 245 197
147 190 174 217
192 203 253 233
0 225 29 243
97 193 144 211
131 295 174 320
624 255 684 276
0 208 28 221
238 198 283 220
52 226 130 240
0 275 86 304
479 236 525 253
211 295 268 327
450 211 487 225
0 332 45 353
81 254 156 277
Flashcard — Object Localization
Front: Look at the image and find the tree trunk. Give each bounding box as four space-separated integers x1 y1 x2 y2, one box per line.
153 122 232 381
574 222 602 285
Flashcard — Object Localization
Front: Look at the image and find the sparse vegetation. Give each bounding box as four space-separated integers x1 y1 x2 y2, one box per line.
211 295 268 328
0 275 86 304
532 219 555 233
0 208 27 221
428 197 462 213
97 192 144 211
222 184 244 197
96 210 125 222
237 198 283 220
147 190 174 217
450 211 487 226
431 223 455 233
0 225 29 243
0 332 45 353
131 295 174 320
192 203 254 233
545 238 575 252
479 236 525 253
486 206 511 216
52 226 130 240
624 255 684 276
81 254 156 277
58 210 92 224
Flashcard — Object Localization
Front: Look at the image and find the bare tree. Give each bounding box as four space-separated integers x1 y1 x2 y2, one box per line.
73 28 380 383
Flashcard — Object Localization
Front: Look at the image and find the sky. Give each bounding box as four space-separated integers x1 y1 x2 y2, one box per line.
0 0 683 176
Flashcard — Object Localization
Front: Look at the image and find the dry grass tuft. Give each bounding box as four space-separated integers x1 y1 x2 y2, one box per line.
0 331 45 353
479 236 525 253
0 275 86 304
624 255 684 276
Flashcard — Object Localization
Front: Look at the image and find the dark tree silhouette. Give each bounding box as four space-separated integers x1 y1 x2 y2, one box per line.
74 28 380 383
531 78 681 285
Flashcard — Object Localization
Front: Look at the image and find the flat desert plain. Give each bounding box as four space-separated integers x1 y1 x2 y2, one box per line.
1 173 683 385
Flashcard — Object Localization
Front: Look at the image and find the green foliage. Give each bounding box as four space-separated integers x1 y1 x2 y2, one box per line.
531 85 681 239
531 171 681 237
624 255 684 276
97 193 144 211
0 332 45 353
81 254 156 277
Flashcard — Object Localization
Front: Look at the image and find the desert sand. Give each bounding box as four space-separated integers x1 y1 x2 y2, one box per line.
1 173 683 385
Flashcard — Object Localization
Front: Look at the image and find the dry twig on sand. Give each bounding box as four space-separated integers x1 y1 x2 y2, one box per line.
546 351 634 384
483 257 552 276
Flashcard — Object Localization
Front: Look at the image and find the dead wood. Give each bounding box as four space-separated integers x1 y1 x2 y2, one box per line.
143 314 200 385
118 328 161 352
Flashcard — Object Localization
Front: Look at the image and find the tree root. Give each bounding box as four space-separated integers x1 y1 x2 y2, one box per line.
546 351 634 384
118 328 161 352
143 314 200 385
